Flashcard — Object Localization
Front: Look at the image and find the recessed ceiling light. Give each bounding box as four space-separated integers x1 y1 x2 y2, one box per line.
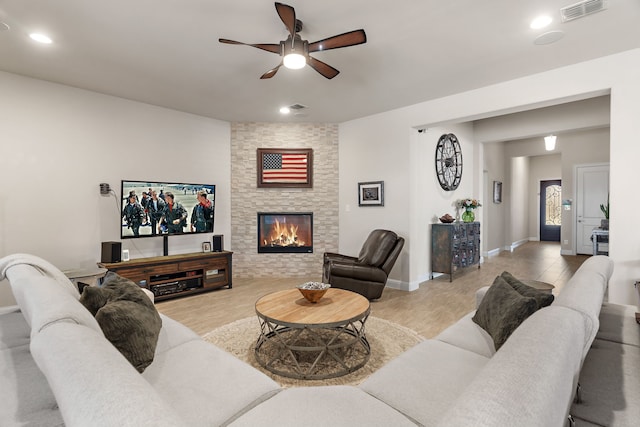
279 106 291 114
530 15 553 29
29 33 53 44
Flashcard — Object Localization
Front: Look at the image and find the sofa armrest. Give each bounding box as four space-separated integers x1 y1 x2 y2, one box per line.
328 261 387 283
31 322 186 427
323 252 358 264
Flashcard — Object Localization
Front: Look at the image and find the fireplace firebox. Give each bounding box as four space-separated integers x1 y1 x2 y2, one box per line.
257 212 313 253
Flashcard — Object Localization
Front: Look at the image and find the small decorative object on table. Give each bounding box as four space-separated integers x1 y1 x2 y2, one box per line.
297 282 331 303
456 198 482 223
439 213 455 223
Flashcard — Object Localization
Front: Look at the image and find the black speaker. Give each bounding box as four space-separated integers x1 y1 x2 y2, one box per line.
212 235 224 252
101 241 122 263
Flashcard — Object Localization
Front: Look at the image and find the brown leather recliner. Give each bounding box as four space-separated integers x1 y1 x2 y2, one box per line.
322 229 405 300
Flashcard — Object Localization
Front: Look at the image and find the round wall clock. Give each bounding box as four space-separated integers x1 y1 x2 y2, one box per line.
435 133 463 191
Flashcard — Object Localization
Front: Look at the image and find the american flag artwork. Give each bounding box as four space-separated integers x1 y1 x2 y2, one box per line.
261 152 308 183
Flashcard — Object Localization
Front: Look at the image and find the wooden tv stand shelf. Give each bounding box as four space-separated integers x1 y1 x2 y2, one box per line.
98 251 232 301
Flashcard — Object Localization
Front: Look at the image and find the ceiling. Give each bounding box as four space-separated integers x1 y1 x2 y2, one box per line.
1 1 638 123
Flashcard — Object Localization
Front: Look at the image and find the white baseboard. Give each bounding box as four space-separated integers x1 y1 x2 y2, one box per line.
387 273 429 292
560 249 576 255
486 248 501 257
386 278 414 292
508 238 529 252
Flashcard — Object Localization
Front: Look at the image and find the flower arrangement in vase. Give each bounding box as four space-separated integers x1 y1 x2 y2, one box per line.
456 198 482 223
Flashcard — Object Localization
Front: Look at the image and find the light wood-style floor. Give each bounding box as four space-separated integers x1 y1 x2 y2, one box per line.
156 241 589 338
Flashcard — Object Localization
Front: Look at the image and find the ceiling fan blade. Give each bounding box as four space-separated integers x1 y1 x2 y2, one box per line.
218 38 281 54
307 56 340 79
308 29 367 53
275 2 296 38
260 64 282 79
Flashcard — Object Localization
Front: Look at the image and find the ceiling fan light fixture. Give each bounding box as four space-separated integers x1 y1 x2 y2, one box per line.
545 135 557 151
283 52 306 69
530 15 553 29
29 33 52 44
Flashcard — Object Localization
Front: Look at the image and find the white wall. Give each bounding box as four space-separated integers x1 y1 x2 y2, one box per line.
337 114 412 288
339 48 640 304
509 156 530 247
483 142 506 254
0 72 231 305
3 49 639 305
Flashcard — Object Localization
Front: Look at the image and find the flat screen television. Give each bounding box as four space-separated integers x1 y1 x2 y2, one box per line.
121 180 215 239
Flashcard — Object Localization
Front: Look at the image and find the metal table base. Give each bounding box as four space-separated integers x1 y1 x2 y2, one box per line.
255 314 370 380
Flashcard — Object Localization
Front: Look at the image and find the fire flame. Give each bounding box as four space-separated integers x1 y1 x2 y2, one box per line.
263 218 305 247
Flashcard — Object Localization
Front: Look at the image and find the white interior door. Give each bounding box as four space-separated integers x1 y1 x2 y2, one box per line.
576 164 609 254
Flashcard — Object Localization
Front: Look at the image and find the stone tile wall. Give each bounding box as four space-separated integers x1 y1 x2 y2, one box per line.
230 122 339 278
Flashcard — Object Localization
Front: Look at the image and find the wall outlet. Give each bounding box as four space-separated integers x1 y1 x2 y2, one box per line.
563 240 569 244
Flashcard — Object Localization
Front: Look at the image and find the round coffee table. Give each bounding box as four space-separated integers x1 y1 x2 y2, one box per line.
520 279 555 294
254 288 371 380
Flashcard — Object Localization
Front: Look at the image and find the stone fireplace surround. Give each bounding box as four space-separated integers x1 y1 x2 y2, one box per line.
230 122 339 279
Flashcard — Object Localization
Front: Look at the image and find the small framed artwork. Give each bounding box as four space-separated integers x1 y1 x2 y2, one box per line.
358 181 384 206
202 241 212 252
493 181 502 204
257 148 313 188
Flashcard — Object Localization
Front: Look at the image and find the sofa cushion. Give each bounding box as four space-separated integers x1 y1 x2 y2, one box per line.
500 271 554 309
438 306 587 427
571 338 640 426
435 312 496 358
10 275 102 336
472 276 538 350
597 302 640 347
80 272 162 372
229 386 416 427
554 255 613 357
1 309 64 426
142 339 280 426
360 339 489 426
31 321 186 427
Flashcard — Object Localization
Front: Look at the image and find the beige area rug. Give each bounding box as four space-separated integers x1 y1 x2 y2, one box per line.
203 316 424 387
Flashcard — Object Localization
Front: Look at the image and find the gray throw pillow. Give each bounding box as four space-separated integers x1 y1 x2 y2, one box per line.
472 276 538 351
500 271 554 309
80 272 162 373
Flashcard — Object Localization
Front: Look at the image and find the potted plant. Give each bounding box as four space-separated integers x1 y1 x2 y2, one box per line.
600 195 609 230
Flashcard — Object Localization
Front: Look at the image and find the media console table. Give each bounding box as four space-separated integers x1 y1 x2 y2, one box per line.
98 251 232 301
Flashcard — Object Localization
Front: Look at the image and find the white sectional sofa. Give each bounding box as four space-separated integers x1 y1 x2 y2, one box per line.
0 253 635 426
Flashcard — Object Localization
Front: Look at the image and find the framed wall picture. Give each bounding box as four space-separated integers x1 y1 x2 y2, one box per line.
493 181 502 204
257 148 313 188
358 181 384 206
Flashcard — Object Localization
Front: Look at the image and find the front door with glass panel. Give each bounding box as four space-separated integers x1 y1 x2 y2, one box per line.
540 180 561 242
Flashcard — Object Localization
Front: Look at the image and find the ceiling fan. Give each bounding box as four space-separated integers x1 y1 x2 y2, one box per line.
219 2 367 79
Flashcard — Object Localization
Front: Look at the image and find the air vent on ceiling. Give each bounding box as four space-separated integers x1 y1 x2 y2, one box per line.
560 0 607 23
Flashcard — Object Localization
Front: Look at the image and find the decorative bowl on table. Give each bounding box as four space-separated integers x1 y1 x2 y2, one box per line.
439 213 455 223
297 282 331 303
